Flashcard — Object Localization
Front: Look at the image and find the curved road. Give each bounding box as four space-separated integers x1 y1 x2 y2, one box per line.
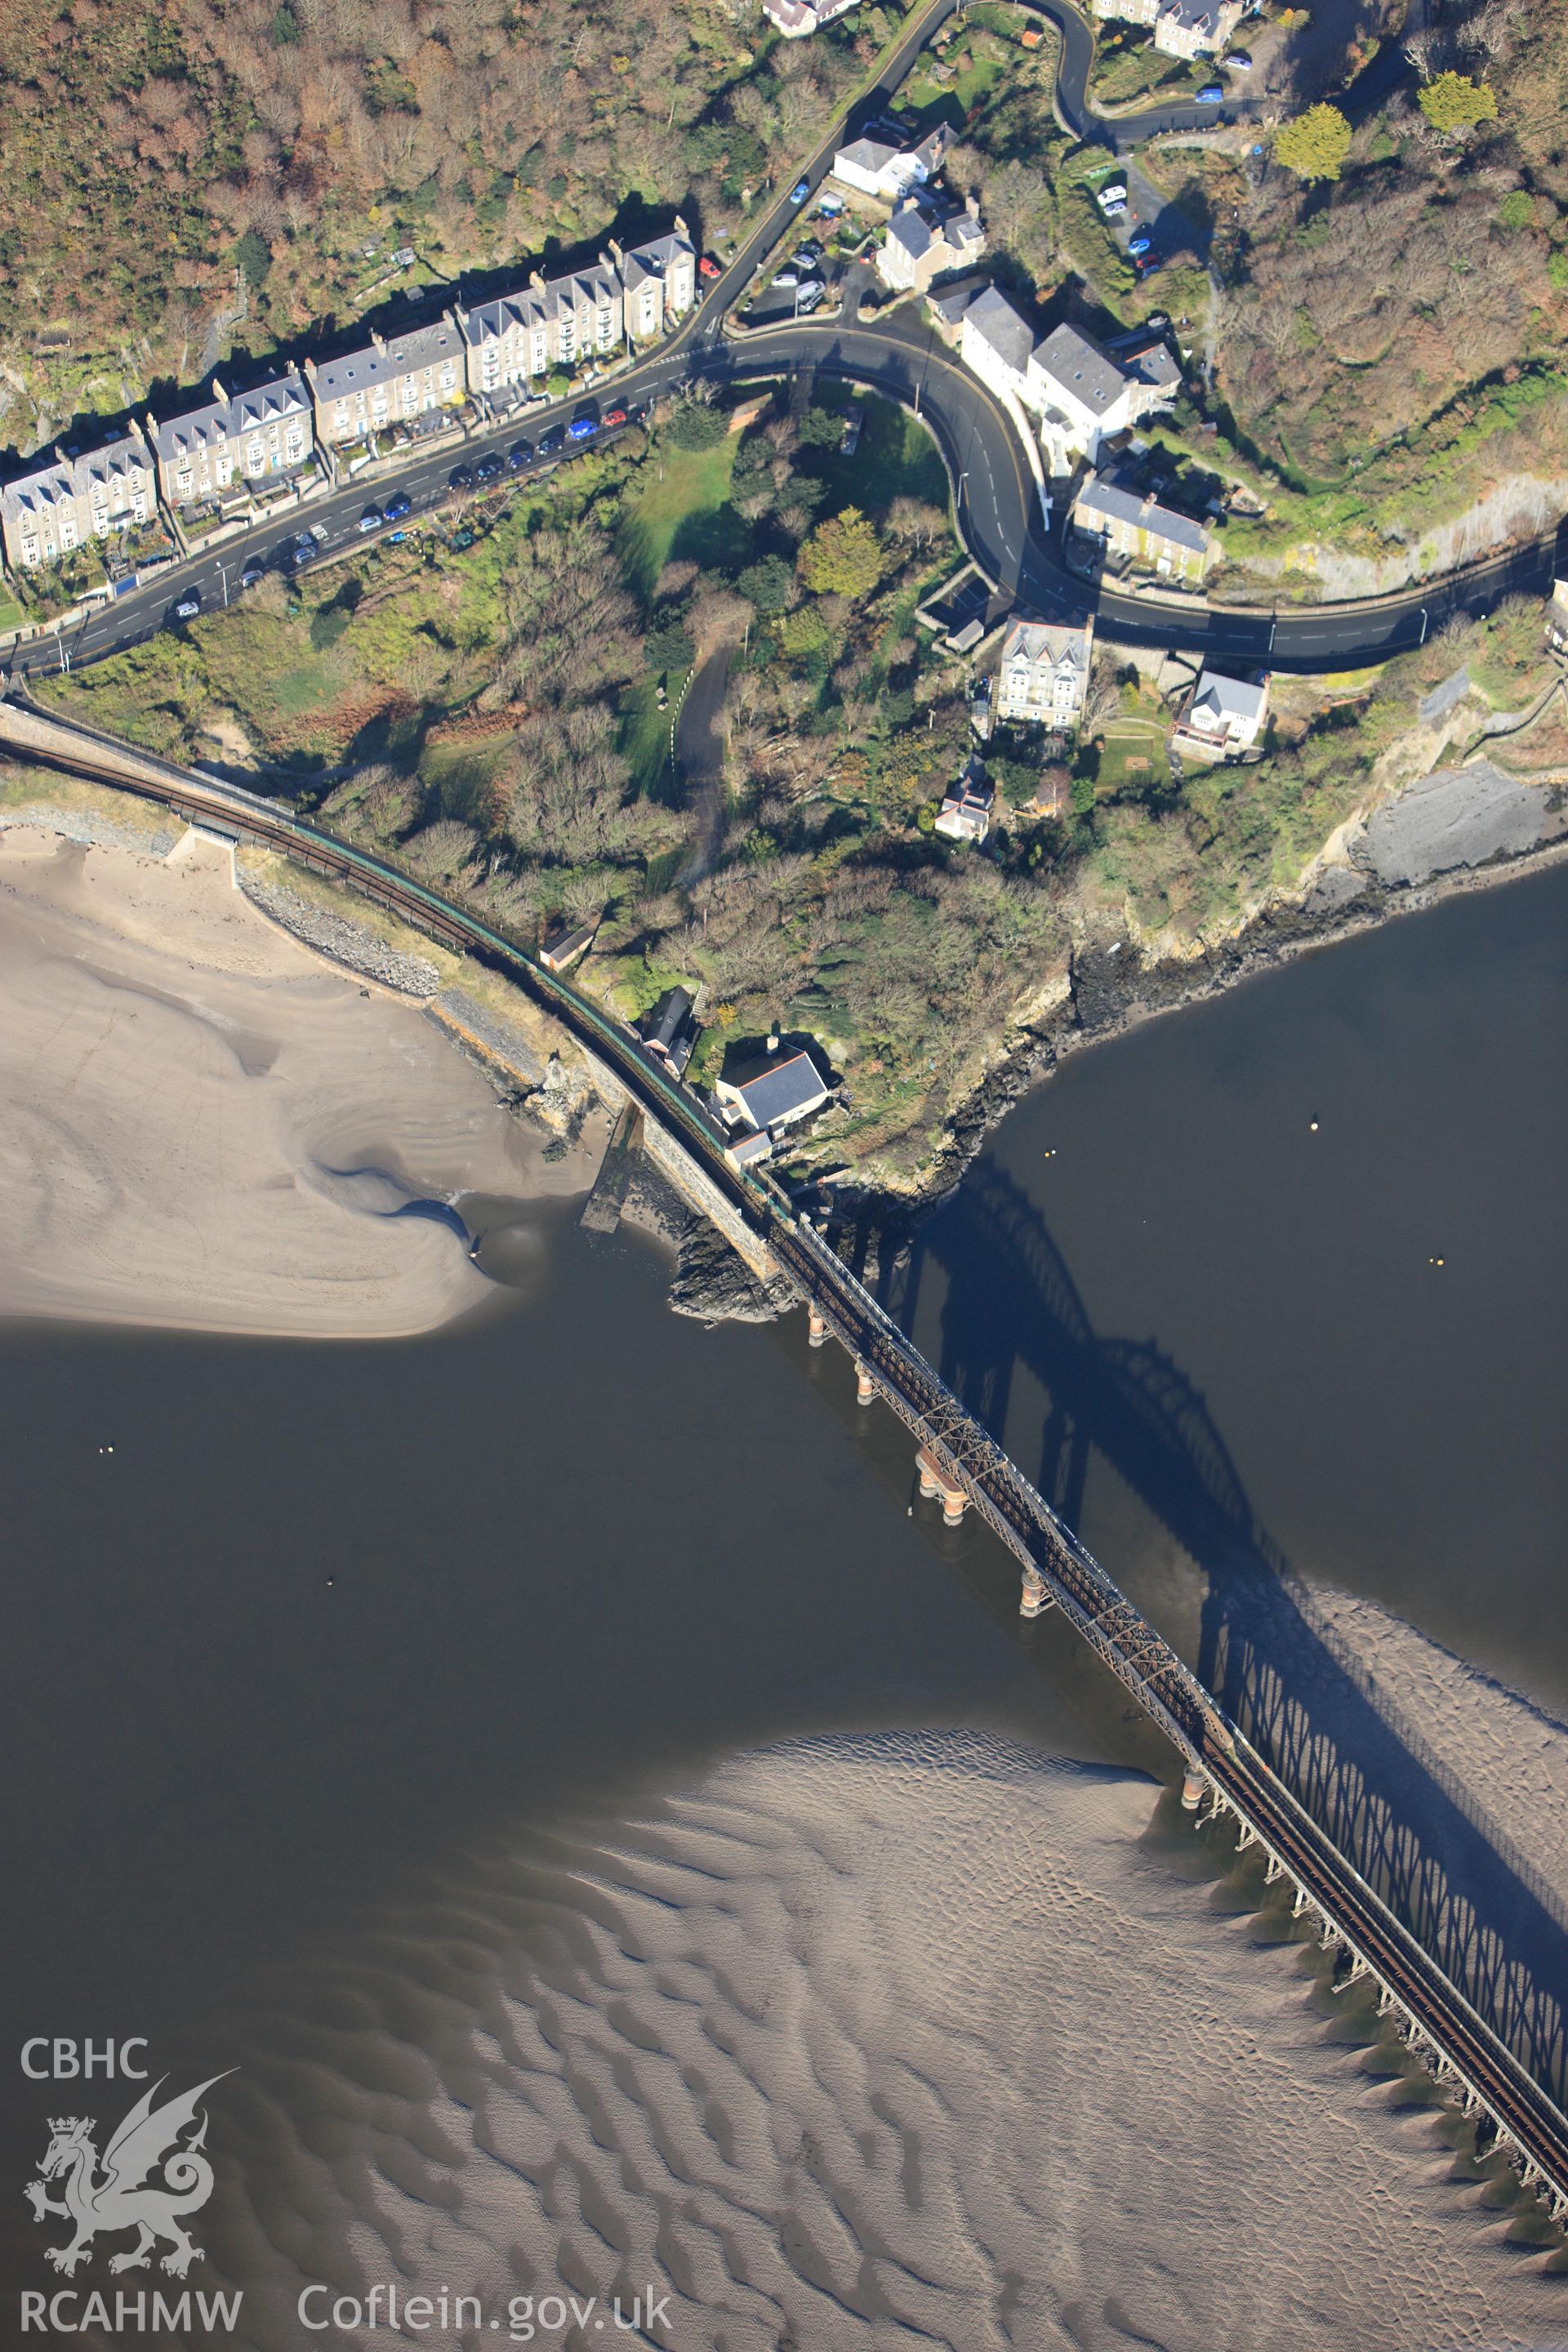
702 316 1565 668
7 312 1557 687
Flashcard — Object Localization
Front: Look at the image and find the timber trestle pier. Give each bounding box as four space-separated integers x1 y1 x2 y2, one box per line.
4 688 1567 2225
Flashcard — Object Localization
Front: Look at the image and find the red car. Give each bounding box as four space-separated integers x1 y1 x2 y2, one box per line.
698 256 722 281
601 408 627 429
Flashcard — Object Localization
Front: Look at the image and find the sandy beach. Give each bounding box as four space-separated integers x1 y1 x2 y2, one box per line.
0 823 599 1339
212 1725 1568 2351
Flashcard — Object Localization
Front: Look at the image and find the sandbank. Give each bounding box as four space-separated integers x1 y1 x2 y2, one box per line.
0 824 599 1339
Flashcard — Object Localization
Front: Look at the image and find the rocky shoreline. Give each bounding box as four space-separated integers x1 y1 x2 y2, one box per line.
880 804 1568 1234
633 773 1568 1327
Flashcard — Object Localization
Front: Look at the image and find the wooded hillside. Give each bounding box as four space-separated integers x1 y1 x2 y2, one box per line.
0 0 860 449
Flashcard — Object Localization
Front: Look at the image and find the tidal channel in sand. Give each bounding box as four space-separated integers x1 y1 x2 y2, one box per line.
2 835 1565 2347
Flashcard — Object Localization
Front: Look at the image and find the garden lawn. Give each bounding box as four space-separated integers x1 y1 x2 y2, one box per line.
617 435 744 596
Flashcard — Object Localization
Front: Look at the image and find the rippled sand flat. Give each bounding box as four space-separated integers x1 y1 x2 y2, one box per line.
216 1731 1565 2351
0 826 593 1336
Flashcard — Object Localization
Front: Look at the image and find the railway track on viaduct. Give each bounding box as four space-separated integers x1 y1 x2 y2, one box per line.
5 693 1567 2225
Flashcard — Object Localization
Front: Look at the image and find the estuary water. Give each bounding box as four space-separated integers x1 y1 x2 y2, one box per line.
3 861 1566 2349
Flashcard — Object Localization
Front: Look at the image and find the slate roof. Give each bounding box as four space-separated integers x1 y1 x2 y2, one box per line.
1190 669 1267 730
1073 474 1210 555
961 286 1037 376
722 1046 828 1128
1031 324 1128 418
1000 618 1091 676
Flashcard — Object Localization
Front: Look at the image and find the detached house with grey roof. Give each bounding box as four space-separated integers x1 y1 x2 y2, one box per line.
995 616 1096 732
1 430 157 573
1171 666 1269 760
1070 471 1212 584
713 1040 831 1150
147 370 313 513
877 193 986 296
305 314 466 450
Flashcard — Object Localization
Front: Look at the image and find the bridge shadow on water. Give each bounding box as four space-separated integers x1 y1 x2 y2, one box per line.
844 1160 1568 2109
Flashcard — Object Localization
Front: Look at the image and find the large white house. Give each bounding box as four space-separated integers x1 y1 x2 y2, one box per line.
1028 323 1180 470
831 124 949 207
996 617 1096 731
1089 0 1247 56
956 293 1181 467
958 286 1040 410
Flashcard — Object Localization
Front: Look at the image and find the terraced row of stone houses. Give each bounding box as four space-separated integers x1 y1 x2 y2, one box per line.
0 221 697 578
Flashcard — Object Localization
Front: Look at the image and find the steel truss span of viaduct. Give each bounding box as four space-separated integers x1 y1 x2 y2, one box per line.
3 691 1567 2226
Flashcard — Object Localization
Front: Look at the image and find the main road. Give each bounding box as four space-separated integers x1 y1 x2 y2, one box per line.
8 307 1557 687
1 0 1554 686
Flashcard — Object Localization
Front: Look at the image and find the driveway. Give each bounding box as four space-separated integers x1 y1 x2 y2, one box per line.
675 638 737 885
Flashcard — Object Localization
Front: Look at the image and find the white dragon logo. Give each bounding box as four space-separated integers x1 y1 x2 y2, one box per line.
24 2074 232 2278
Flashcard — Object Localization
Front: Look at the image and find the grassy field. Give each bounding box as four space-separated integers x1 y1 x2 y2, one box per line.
617 436 743 596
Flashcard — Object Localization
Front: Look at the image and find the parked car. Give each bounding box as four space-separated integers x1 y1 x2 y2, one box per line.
357 507 383 533
1101 198 1127 220
1096 182 1128 214
239 565 265 589
449 463 476 489
791 178 810 204
537 425 565 456
698 256 722 280
567 415 597 440
172 593 201 620
1227 48 1252 69
773 269 799 289
383 492 412 519
1196 83 1224 103
796 239 824 264
601 408 627 430
817 194 844 219
290 537 314 567
1127 230 1153 256
795 282 825 314
476 452 503 479
506 439 533 470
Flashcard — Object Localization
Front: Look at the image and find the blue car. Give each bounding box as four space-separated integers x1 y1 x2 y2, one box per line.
1196 83 1224 102
791 179 810 205
567 416 597 441
383 492 412 520
1127 231 1153 256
